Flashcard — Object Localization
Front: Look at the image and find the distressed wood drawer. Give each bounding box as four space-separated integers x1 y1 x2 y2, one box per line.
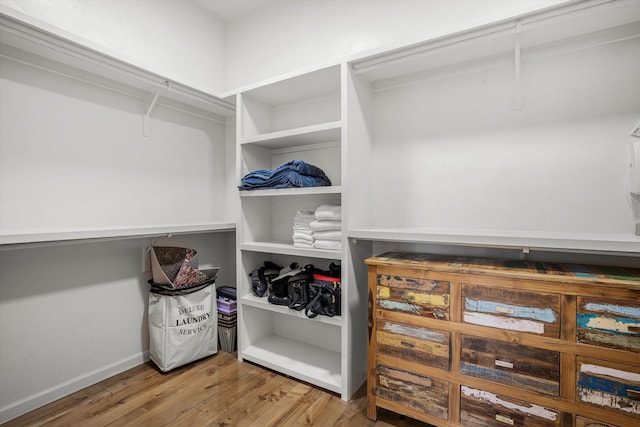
377 319 450 370
577 357 640 418
575 416 620 427
460 386 560 426
376 272 450 320
460 335 560 396
462 284 561 338
376 364 449 421
577 297 640 352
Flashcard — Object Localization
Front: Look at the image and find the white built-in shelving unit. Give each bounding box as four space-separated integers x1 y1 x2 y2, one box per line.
235 63 368 399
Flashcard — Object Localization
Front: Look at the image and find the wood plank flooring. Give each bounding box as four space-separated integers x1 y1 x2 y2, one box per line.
3 352 433 427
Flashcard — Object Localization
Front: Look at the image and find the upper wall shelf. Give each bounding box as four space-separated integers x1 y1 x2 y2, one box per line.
350 0 640 86
348 228 640 256
0 10 235 119
0 223 236 249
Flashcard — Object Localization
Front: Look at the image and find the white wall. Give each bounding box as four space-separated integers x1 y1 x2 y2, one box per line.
0 27 235 423
0 0 570 93
367 36 640 235
0 56 228 233
0 0 226 94
224 0 569 91
0 232 234 423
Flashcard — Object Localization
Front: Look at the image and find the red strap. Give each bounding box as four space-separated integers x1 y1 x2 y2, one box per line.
313 274 340 283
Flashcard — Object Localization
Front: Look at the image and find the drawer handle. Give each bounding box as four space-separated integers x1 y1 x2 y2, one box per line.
400 340 415 348
495 414 514 425
628 389 640 400
495 360 514 369
495 306 515 315
628 325 640 334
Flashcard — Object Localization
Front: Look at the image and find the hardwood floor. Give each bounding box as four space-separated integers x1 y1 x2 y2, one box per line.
4 352 433 427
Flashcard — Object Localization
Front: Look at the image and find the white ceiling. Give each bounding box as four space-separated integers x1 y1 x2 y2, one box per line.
192 0 280 22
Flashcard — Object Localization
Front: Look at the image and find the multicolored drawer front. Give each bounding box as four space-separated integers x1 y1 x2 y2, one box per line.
577 358 640 417
460 386 560 426
376 364 449 420
577 297 640 352
377 319 450 370
575 416 619 427
460 335 560 396
376 273 450 320
462 284 560 338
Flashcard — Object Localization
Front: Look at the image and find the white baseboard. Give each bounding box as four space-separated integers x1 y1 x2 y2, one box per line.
0 351 149 425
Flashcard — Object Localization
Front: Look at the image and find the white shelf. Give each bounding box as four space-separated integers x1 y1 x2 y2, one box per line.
0 10 234 118
240 294 342 327
239 65 341 106
240 241 342 258
236 63 358 400
351 0 640 85
0 223 236 247
239 186 342 197
240 335 342 393
348 228 640 255
241 121 342 149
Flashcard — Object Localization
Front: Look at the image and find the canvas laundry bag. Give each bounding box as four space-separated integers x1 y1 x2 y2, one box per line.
148 280 217 371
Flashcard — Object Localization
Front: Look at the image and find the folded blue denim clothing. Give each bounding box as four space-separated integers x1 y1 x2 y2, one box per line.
239 172 330 190
272 160 328 178
239 160 331 190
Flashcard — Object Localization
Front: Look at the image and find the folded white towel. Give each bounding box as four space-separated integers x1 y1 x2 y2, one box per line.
309 220 341 232
292 227 313 235
313 230 342 241
314 239 342 251
295 209 314 217
294 210 315 223
292 232 314 243
293 241 314 249
315 205 342 221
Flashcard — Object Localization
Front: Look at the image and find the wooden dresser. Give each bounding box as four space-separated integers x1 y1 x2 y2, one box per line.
365 252 640 427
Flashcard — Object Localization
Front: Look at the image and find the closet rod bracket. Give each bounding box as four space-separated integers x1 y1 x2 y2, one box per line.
143 91 159 137
142 82 170 137
513 20 523 111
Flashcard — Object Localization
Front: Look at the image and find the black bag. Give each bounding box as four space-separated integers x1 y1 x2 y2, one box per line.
327 261 341 278
250 261 281 297
305 274 341 318
268 275 290 305
266 262 301 306
287 266 314 311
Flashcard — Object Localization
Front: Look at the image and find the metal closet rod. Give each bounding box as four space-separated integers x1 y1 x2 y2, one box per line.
351 0 626 75
0 51 229 125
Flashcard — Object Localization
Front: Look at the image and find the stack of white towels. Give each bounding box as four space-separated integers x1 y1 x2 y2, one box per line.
292 210 315 248
311 204 342 251
292 205 342 250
